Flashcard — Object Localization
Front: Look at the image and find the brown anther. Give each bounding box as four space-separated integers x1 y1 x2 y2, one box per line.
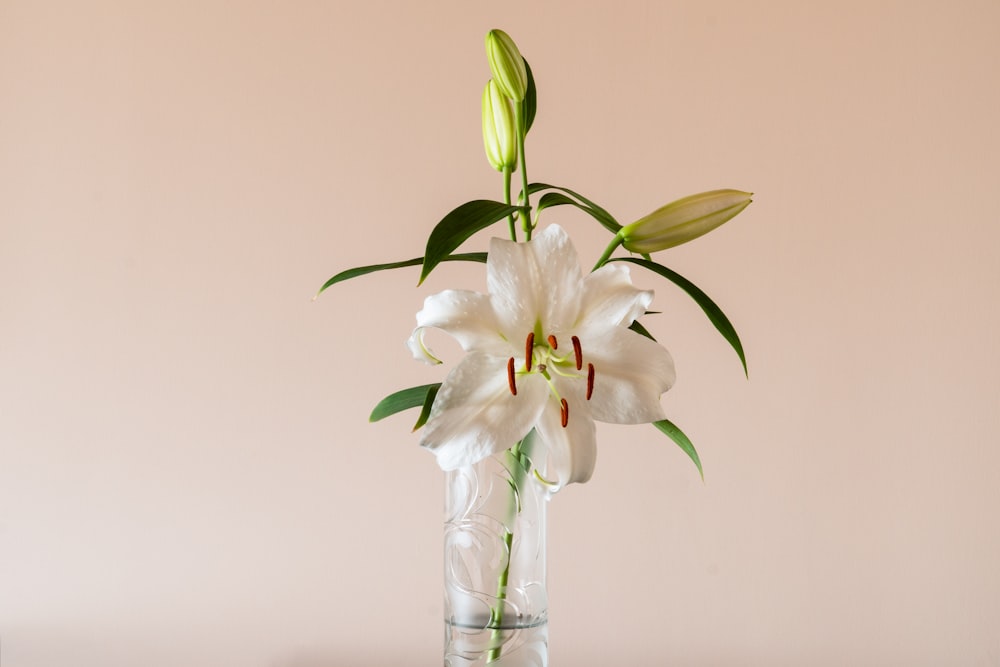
525 332 535 372
586 363 595 400
571 335 583 370
547 334 558 349
560 398 569 428
507 357 517 396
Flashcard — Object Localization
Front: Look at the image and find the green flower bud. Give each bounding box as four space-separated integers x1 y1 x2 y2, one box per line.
485 29 527 102
620 189 753 253
482 79 517 171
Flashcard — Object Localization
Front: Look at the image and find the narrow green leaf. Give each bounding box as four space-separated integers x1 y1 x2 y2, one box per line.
411 383 440 431
612 257 748 377
653 418 704 480
523 59 537 134
527 183 621 233
628 319 656 341
317 253 487 297
420 200 521 284
369 383 442 423
537 191 625 236
536 192 576 211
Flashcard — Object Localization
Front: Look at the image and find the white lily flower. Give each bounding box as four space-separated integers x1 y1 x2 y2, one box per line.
406 225 676 488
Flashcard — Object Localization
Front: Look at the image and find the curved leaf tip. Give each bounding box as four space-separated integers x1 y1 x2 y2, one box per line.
653 418 704 481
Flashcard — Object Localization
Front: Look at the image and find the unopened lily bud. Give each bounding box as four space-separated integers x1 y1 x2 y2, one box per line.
485 29 527 102
620 189 753 253
482 79 517 171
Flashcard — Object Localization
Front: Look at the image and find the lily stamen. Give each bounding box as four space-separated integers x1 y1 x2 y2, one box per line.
571 335 583 370
587 363 595 400
507 357 518 396
525 332 535 372
560 398 569 427
547 334 558 349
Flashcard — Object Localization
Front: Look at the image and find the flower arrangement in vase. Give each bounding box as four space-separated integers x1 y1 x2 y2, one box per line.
320 29 751 666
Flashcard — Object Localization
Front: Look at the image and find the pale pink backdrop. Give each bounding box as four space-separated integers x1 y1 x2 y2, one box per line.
2 1 998 665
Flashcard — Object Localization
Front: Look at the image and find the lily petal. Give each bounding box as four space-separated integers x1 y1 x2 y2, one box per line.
488 225 583 336
535 393 597 487
420 350 549 470
406 327 443 365
406 289 507 363
578 263 653 329
583 327 674 424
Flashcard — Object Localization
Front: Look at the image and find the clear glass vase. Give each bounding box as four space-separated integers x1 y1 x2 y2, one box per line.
444 448 549 666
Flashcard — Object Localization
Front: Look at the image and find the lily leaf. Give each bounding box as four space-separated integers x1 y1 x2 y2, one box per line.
536 192 578 211
420 200 521 284
628 319 656 342
411 384 440 431
527 183 621 233
317 253 487 297
538 191 623 236
524 59 537 134
369 383 442 423
653 418 703 480
612 257 747 377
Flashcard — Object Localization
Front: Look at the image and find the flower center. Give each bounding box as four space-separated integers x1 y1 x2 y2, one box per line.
506 331 596 426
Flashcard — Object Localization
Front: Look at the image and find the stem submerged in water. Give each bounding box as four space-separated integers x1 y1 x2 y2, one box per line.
486 440 529 663
487 527 514 662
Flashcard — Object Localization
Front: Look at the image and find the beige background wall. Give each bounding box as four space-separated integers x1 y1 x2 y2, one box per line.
2 1 998 665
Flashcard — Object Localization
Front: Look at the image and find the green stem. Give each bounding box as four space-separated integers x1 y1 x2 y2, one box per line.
487 528 514 662
593 232 625 271
514 103 532 241
486 440 527 663
503 167 517 242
